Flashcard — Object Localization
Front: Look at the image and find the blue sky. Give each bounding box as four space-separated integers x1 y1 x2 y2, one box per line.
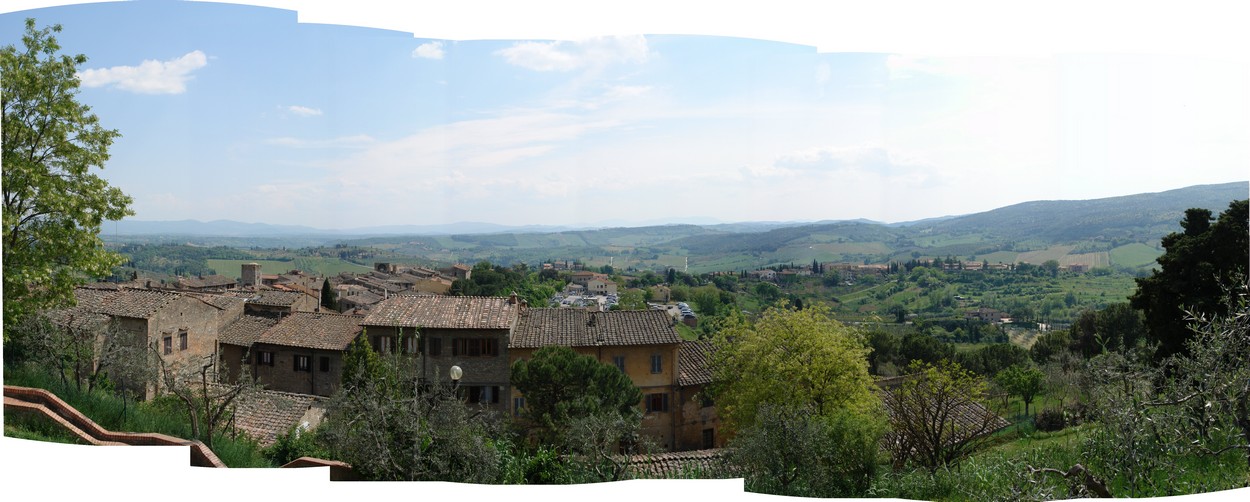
2 1 1248 230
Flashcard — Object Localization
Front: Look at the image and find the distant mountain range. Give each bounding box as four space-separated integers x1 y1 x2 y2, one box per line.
107 182 1247 241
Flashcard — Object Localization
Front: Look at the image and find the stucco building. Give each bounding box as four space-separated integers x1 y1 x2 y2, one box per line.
509 308 690 450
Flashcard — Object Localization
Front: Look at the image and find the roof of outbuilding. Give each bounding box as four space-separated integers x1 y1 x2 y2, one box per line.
178 274 237 288
256 312 364 351
192 293 247 311
678 340 714 386
219 315 281 347
627 449 735 479
362 295 517 329
510 309 681 349
224 290 311 307
227 387 319 447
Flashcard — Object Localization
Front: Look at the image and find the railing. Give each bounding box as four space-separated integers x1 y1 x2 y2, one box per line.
4 384 357 477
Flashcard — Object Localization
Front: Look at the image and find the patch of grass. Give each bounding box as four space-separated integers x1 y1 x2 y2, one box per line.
206 258 370 277
674 322 699 341
1109 242 1162 269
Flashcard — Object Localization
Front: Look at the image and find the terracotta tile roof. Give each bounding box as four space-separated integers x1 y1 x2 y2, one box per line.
42 307 111 331
510 309 681 349
342 291 384 306
69 286 182 319
362 295 516 329
219 315 281 347
627 448 735 479
678 340 714 386
178 274 237 289
226 387 319 446
879 378 1012 447
257 312 364 351
192 293 247 311
225 290 310 307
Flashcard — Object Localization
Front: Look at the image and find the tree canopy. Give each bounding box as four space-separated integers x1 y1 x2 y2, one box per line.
2 19 133 338
709 303 879 432
1131 200 1248 360
511 346 642 441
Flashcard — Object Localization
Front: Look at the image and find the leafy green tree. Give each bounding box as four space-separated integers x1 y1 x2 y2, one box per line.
614 289 646 310
899 331 956 366
1030 329 1073 364
2 19 134 340
955 343 1030 377
995 364 1044 416
709 303 880 432
729 404 882 497
1131 200 1249 360
511 346 642 443
865 330 900 375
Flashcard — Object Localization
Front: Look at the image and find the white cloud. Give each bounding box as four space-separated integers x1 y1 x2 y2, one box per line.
78 51 208 94
286 105 323 117
412 41 445 60
496 35 648 71
265 134 376 149
749 145 937 185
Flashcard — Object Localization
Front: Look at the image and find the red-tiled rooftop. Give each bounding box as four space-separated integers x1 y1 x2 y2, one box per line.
219 314 281 347
257 312 364 351
510 309 681 348
70 286 185 319
224 290 311 307
227 387 319 447
362 295 517 329
627 448 735 479
678 339 714 386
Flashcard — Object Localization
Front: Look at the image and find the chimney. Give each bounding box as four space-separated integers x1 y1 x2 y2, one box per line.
508 291 519 305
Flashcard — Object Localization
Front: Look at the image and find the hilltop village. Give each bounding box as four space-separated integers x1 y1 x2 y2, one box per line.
36 257 1027 461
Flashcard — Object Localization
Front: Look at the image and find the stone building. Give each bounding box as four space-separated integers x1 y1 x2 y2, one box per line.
217 314 281 384
49 286 226 399
509 308 690 450
361 294 520 413
247 312 365 397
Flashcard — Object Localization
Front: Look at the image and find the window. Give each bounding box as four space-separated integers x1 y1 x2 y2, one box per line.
428 337 442 356
178 331 188 351
513 397 525 417
468 385 501 404
452 338 499 357
294 355 311 372
700 393 715 408
650 354 663 374
702 428 715 449
645 392 669 413
259 351 274 366
405 335 419 354
319 356 330 372
163 336 172 355
613 355 626 372
379 335 391 354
